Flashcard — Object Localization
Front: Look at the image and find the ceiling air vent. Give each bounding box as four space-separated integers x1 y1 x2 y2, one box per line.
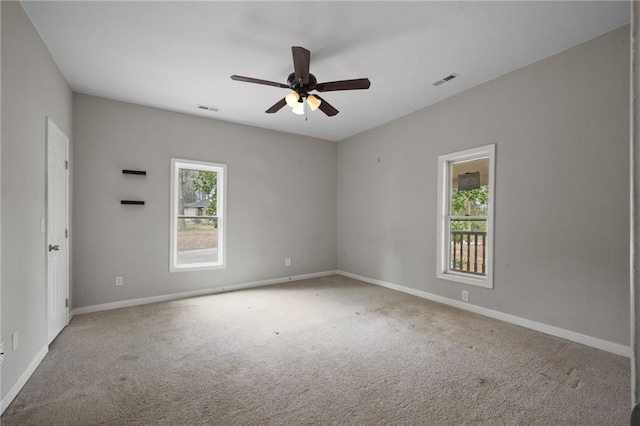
432 73 459 87
197 105 219 112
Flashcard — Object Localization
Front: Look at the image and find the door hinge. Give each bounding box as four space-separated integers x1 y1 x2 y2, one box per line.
65 229 68 238
65 160 69 170
66 298 69 308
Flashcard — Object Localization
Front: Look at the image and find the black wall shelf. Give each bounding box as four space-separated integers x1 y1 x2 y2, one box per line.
122 169 146 204
122 169 147 176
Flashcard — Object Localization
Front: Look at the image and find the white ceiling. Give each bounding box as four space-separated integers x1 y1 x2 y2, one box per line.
21 1 630 142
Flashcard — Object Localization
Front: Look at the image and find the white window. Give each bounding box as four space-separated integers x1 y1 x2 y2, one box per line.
170 159 226 272
437 144 495 288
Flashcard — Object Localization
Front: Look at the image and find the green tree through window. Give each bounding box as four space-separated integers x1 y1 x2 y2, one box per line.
192 171 217 217
450 186 489 232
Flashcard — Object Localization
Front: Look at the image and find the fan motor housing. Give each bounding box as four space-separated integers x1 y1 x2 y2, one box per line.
287 72 317 95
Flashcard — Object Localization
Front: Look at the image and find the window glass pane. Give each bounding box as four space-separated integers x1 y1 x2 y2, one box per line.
177 167 218 266
448 158 489 276
177 217 218 265
449 220 487 275
450 158 489 217
178 168 217 218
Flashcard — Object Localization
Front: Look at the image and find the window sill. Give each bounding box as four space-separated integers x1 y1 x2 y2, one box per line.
170 263 226 273
437 271 493 289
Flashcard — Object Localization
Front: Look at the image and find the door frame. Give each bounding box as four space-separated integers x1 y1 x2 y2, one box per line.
45 117 70 343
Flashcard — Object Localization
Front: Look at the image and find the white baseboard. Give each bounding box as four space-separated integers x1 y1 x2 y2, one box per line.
71 270 338 316
337 270 631 358
1 346 48 415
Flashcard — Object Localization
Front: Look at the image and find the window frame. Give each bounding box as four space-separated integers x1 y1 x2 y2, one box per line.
436 144 495 288
170 158 227 272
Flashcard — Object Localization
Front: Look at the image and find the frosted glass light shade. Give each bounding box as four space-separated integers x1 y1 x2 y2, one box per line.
285 92 300 107
306 94 321 111
292 101 305 115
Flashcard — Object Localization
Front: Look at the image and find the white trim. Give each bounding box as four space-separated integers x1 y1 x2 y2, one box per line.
437 144 495 289
170 158 227 272
71 270 338 316
337 270 631 358
0 346 48 415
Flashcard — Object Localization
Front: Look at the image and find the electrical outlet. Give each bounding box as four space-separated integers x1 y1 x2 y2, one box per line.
12 332 18 351
462 290 469 302
285 258 291 266
115 276 123 286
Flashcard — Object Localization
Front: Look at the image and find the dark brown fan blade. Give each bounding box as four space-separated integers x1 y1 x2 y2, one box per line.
292 46 311 84
266 98 287 114
315 78 371 92
313 95 339 117
231 75 288 89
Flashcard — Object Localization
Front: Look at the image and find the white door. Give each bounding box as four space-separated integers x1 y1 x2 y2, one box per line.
46 118 69 344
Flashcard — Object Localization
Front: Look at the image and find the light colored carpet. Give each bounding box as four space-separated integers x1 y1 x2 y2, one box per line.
1 275 630 425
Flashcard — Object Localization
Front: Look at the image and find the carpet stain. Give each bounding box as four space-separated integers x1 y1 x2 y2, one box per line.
221 362 239 376
539 360 585 390
372 306 392 317
120 353 140 361
565 368 583 389
7 403 27 414
568 378 583 389
538 372 551 382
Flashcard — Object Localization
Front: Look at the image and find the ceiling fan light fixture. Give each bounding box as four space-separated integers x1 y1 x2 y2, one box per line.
231 45 369 117
285 91 300 107
292 100 305 115
306 94 321 111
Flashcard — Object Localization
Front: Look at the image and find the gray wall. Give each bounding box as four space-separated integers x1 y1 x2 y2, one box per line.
337 26 630 345
1 1 73 399
72 94 337 308
632 1 639 406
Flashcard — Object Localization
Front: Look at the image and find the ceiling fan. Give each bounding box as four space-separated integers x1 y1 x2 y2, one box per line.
231 46 371 117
